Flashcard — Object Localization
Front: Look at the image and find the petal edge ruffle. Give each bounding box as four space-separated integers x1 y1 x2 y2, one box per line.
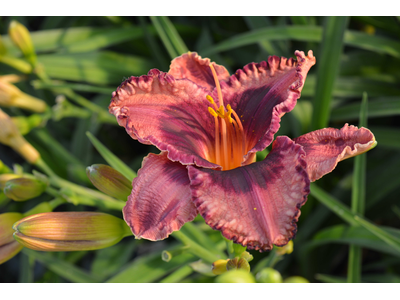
188 136 310 252
293 124 377 182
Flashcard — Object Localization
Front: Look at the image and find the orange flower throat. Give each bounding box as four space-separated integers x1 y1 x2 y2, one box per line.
206 64 246 171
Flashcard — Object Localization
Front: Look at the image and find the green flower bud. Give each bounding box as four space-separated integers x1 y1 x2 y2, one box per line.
8 20 36 66
0 173 21 189
226 257 250 272
240 251 253 262
13 212 130 251
212 259 228 275
0 35 7 56
256 267 283 283
0 212 24 265
276 240 294 256
283 276 310 283
215 269 256 283
86 164 131 201
3 177 46 201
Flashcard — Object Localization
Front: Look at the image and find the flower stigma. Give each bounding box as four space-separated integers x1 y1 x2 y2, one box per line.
207 64 246 170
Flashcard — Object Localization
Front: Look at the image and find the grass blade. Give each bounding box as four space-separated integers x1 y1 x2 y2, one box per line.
149 16 178 59
86 131 137 181
158 16 189 55
310 184 400 255
22 248 101 283
348 93 368 283
311 16 349 130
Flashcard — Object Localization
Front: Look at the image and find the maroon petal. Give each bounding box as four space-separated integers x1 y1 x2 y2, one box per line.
168 52 230 90
109 69 219 169
188 136 310 252
123 152 197 241
293 124 377 182
218 50 316 159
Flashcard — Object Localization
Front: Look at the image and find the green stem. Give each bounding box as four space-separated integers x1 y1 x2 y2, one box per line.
171 231 220 264
35 158 125 211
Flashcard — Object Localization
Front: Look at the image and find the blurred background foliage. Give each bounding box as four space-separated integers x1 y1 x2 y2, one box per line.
0 16 400 283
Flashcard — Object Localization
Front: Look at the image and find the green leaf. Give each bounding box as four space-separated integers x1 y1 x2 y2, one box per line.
310 184 400 255
331 97 400 121
22 248 101 283
150 16 178 59
106 247 194 283
347 93 368 283
157 16 189 55
311 16 349 130
200 25 400 58
306 224 400 258
37 51 153 85
315 273 346 283
368 126 400 149
86 131 137 181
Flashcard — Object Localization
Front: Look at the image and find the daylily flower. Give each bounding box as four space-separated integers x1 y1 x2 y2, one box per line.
109 51 376 251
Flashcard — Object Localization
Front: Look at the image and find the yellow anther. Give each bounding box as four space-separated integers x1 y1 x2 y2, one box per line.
206 95 215 104
208 107 218 117
217 105 225 118
226 105 233 123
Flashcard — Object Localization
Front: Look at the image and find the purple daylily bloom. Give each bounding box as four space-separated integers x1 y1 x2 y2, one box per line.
109 51 376 251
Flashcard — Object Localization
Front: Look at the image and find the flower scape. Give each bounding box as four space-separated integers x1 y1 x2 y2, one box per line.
109 50 376 252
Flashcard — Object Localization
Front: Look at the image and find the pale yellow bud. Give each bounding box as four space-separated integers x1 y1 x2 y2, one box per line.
212 259 229 275
0 77 47 112
0 109 40 163
8 20 36 66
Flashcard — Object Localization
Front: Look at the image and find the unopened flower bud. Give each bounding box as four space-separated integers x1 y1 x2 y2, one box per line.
3 177 46 201
283 276 310 283
0 173 21 189
276 240 294 256
226 257 251 272
212 259 228 275
240 251 253 262
86 164 131 201
0 109 40 163
8 20 36 66
13 212 130 251
0 212 24 264
215 269 256 283
256 267 283 283
0 78 47 112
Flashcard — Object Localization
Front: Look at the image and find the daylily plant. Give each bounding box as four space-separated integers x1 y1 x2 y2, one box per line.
109 51 376 252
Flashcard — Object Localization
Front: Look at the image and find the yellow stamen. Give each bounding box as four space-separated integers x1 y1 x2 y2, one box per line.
208 107 218 117
206 95 215 104
205 64 247 170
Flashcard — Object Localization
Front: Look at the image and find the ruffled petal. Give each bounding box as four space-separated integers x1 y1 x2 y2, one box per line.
109 69 219 169
218 50 315 159
293 124 377 182
168 52 230 90
188 136 310 252
123 152 197 241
